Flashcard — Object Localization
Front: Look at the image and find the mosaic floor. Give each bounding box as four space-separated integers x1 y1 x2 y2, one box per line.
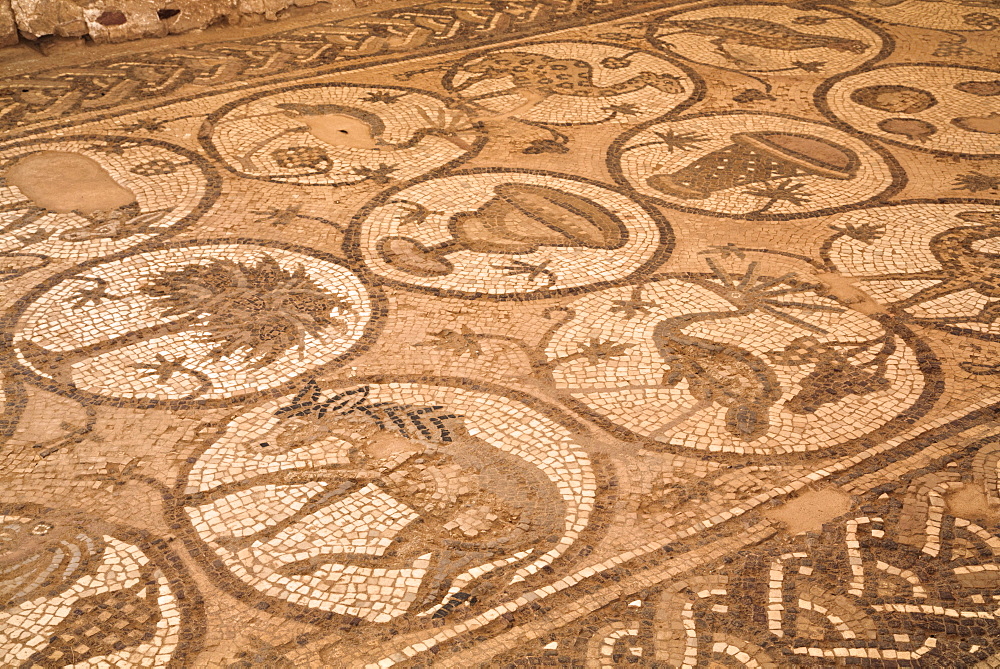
1 0 999 666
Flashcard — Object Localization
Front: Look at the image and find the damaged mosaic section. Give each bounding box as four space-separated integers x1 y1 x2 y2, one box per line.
1 0 999 665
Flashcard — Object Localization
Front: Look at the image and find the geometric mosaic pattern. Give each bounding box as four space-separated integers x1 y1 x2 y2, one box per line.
1 0 999 665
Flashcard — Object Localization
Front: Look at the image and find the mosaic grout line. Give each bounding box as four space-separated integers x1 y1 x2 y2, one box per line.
1 0 999 665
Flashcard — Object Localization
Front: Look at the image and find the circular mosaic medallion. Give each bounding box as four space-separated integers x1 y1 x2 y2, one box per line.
203 83 483 185
0 504 202 666
611 112 901 219
821 65 1000 156
541 258 936 455
846 0 1000 32
443 41 700 125
824 203 1000 340
174 381 596 624
647 3 885 76
348 169 672 298
10 241 380 405
0 136 216 278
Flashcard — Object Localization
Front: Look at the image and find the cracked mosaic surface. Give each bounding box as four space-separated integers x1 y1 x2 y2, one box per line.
1 0 999 665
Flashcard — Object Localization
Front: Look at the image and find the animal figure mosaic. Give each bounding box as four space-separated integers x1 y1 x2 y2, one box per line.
865 211 1000 323
658 16 871 63
1 0 999 665
453 51 685 102
653 312 781 441
768 335 894 413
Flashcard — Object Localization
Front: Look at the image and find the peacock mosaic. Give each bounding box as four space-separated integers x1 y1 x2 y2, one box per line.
0 0 999 665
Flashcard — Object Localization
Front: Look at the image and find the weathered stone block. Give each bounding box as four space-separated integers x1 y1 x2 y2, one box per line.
0 0 18 46
154 0 240 36
11 0 88 39
5 0 349 46
82 0 168 43
237 0 320 21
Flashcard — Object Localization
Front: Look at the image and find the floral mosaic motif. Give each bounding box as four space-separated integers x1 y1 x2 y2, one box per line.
440 41 698 125
173 382 597 626
612 112 900 219
825 203 1000 340
821 64 1000 156
0 505 202 666
1 0 1000 664
0 137 215 280
9 242 378 404
349 170 671 297
540 258 935 455
202 84 483 185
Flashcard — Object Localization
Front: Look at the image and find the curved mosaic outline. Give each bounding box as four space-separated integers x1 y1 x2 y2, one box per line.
0 502 205 667
644 1 894 77
551 278 943 465
373 395 1000 666
343 168 675 300
198 82 488 186
0 0 984 654
836 0 1000 34
166 374 611 632
816 63 1000 159
819 197 1000 343
0 0 745 137
441 39 707 126
607 110 907 221
1 238 387 410
0 134 221 266
491 442 1000 665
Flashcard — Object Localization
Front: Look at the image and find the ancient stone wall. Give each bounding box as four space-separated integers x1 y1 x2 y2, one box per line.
0 0 350 47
